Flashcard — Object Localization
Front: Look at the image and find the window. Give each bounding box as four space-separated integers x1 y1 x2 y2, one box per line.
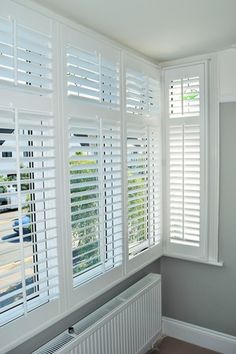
0 109 58 326
124 56 162 272
68 116 122 286
164 63 209 260
0 2 61 351
1 0 223 351
2 151 12 158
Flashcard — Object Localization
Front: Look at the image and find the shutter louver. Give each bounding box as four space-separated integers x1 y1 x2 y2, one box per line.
127 121 149 256
127 120 161 257
101 58 120 106
169 124 200 245
169 77 200 118
66 46 120 108
0 16 14 84
17 24 52 93
0 109 58 326
67 47 100 102
0 16 52 94
69 116 122 285
126 69 160 117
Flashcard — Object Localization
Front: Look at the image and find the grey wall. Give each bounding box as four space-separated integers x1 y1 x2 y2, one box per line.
9 260 160 354
161 102 236 336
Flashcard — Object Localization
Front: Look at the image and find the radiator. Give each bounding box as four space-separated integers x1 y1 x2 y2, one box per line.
33 273 162 354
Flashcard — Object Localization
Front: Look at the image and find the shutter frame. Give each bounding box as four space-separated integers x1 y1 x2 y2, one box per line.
164 63 208 260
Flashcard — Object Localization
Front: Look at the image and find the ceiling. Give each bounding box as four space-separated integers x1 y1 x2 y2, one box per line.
33 0 236 62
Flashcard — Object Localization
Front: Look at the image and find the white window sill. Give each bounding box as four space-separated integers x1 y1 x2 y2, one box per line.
163 253 224 267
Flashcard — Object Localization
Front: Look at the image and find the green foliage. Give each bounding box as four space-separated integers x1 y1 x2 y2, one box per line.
70 150 101 275
183 90 199 101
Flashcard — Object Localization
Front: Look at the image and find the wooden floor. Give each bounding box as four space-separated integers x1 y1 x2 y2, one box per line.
147 337 220 354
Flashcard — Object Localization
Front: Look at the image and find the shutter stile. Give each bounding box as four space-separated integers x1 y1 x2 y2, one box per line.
148 127 161 246
0 109 58 326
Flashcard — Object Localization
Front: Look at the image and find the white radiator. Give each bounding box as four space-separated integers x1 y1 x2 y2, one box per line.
33 273 162 354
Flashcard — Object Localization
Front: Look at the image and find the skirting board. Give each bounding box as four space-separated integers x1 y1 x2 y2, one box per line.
162 317 236 354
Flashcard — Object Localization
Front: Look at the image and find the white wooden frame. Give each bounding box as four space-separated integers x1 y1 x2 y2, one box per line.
162 56 221 265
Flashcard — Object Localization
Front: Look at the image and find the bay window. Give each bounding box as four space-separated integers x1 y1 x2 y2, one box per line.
0 1 219 352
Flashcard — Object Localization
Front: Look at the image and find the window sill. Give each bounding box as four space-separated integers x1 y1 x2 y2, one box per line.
163 253 224 267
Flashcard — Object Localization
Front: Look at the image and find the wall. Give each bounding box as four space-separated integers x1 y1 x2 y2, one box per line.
161 102 236 336
218 49 236 102
8 259 161 354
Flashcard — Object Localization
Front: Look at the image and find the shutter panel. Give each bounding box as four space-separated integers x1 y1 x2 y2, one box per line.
0 109 58 326
67 47 100 102
126 69 160 117
69 116 122 286
127 121 161 258
0 15 52 94
165 63 206 258
66 46 120 108
127 121 149 256
0 16 14 84
169 124 200 245
125 56 161 260
16 24 52 93
169 76 200 118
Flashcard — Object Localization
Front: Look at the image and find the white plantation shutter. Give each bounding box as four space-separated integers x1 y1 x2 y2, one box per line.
16 24 52 93
127 121 149 255
126 68 160 117
63 26 123 290
67 47 100 102
169 76 200 118
68 115 122 286
127 121 161 258
0 3 61 349
0 108 58 325
66 34 120 109
125 56 161 260
0 13 52 94
0 16 14 84
165 63 207 259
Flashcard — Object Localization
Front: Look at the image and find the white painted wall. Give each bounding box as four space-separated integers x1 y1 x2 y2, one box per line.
218 48 236 102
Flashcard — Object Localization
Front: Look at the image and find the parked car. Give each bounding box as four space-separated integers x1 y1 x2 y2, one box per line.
0 186 8 211
12 215 31 236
